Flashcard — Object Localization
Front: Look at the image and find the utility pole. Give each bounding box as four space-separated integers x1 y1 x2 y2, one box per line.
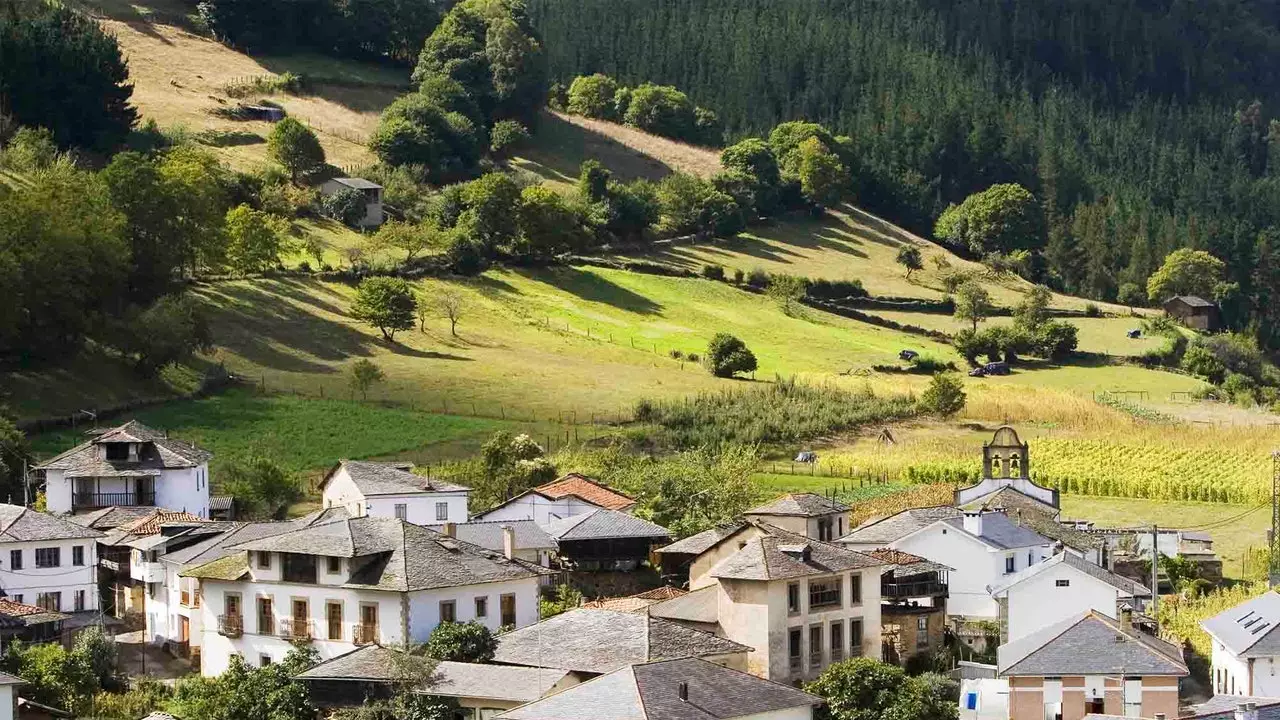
1150 524 1159 631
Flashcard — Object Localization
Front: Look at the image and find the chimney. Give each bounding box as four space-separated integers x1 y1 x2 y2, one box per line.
502 525 516 560
1119 607 1133 632
1248 704 1259 720
1235 703 1252 720
442 522 456 538
677 682 688 702
962 511 984 537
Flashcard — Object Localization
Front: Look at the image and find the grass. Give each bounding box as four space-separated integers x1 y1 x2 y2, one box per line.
3 348 206 422
866 311 1162 357
1061 496 1269 581
28 388 518 477
70 0 403 170
509 112 692 193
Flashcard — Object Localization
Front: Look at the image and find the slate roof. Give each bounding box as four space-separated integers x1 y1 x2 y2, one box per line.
425 520 557 552
322 460 469 497
0 504 102 542
708 523 882 582
296 645 571 703
1169 295 1217 308
645 585 719 624
838 506 962 545
655 522 747 556
193 515 547 591
68 506 159 531
998 611 1186 676
988 552 1149 598
582 587 688 613
0 671 22 686
533 474 636 511
542 509 671 542
745 493 848 517
939 513 1051 550
493 609 750 675
331 177 382 190
960 486 1060 518
1186 696 1280 720
1006 510 1103 551
496 657 822 720
34 420 211 477
1202 590 1280 657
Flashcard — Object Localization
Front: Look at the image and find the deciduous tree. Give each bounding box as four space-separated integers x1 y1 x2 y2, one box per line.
267 118 325 183
351 277 418 341
704 333 757 378
1146 248 1225 303
896 245 923 278
953 281 993 331
425 622 498 661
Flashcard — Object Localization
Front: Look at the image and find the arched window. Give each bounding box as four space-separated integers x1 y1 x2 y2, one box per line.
989 453 1003 478
1009 454 1021 477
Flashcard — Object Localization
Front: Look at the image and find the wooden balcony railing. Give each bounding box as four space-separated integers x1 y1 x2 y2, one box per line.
351 623 378 645
73 492 156 508
218 614 243 638
882 580 948 599
279 618 314 642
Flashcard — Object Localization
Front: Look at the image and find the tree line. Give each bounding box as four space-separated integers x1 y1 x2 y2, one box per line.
527 0 1280 354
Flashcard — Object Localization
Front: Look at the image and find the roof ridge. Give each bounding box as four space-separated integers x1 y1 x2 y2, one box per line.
0 508 27 540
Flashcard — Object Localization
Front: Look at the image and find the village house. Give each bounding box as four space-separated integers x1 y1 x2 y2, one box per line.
0 598 71 649
296 644 579 717
184 513 549 676
1163 295 1221 331
496 657 824 720
541 508 671 572
1202 590 1280 697
997 611 1186 720
867 549 951 666
320 460 470 525
743 494 851 542
841 508 1053 619
989 551 1151 644
492 608 752 679
652 521 884 683
473 474 635 524
34 421 212 518
0 504 102 615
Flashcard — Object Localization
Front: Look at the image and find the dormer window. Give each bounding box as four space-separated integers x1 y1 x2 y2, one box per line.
104 444 129 461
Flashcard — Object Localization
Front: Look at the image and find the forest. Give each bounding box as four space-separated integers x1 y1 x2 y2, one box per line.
528 0 1280 352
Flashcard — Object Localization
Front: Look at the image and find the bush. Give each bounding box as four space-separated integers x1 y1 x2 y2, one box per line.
701 264 726 281
1084 302 1102 318
1139 332 1188 367
489 119 530 157
446 236 485 276
919 372 966 417
952 327 1000 365
1180 343 1227 383
910 356 957 374
321 187 367 227
746 267 770 289
1034 320 1079 361
424 621 498 662
686 352 700 363
704 333 758 378
669 349 685 360
567 74 621 119
805 278 867 300
732 268 744 284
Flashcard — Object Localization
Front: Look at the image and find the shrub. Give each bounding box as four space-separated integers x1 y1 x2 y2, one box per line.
321 187 366 227
1223 372 1259 404
425 621 498 662
489 119 530 157
952 327 999 366
910 356 957 374
732 268 744 284
919 372 966 417
669 349 685 360
1139 332 1188 367
701 264 726 281
567 74 621 119
1034 320 1079 360
1180 344 1227 383
704 333 758 378
686 352 700 363
806 278 867 300
447 236 485 276
940 270 971 293
746 267 770 289
1084 302 1102 318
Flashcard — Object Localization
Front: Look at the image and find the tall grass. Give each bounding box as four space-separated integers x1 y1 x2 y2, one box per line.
634 376 920 448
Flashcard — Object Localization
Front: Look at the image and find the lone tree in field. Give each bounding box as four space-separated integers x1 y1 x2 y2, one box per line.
351 277 417 341
895 245 923 279
920 372 966 417
953 281 993 331
348 359 385 401
435 289 464 336
704 333 758 378
267 117 325 183
766 274 807 316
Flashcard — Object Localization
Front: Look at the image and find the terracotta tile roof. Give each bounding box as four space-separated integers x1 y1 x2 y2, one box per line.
582 587 688 613
121 510 205 536
534 474 636 511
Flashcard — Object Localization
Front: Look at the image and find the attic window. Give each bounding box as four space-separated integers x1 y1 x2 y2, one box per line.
105 444 129 461
1253 622 1272 636
1055 579 1070 587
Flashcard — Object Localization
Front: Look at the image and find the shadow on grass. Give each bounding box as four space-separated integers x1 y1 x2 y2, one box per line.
513 111 674 187
521 266 662 315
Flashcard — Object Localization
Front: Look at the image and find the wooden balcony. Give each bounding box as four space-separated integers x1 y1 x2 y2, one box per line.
217 614 243 638
351 623 378 645
279 618 314 642
73 491 156 509
882 579 948 599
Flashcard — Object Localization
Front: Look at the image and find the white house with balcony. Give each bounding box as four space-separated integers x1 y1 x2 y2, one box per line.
319 461 469 525
0 504 102 613
183 513 547 676
34 421 212 518
841 509 1054 619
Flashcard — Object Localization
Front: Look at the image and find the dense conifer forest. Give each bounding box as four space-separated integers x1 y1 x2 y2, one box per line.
529 0 1280 350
